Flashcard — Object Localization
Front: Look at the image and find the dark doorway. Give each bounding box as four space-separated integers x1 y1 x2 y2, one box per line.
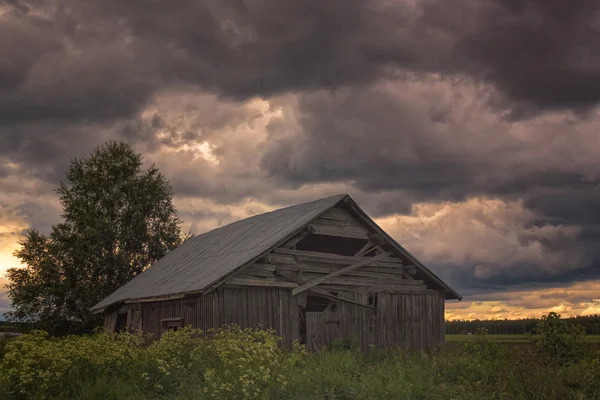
115 312 128 332
300 294 336 344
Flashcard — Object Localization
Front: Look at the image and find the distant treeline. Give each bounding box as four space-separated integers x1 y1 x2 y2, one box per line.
446 315 600 335
4 315 600 336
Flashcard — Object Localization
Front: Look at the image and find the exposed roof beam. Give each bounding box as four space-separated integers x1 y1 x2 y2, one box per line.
276 270 375 310
292 251 393 296
280 229 310 249
273 247 402 265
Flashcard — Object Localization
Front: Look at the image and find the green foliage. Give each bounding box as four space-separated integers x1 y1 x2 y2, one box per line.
327 336 360 352
1 325 600 400
0 325 291 400
0 334 14 360
0 329 144 400
199 325 288 399
532 312 587 364
5 141 186 334
463 327 502 360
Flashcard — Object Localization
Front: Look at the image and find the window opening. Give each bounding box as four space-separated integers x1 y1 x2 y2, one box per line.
161 317 184 333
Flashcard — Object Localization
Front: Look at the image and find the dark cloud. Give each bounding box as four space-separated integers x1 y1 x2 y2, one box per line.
261 83 600 219
1 0 600 300
2 0 597 138
0 0 597 183
87 0 600 113
454 0 600 115
259 81 600 290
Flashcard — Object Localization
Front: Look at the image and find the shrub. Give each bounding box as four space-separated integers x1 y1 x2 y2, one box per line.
327 336 360 352
198 325 289 399
532 312 586 365
463 327 502 360
0 329 144 400
0 334 14 360
0 325 295 400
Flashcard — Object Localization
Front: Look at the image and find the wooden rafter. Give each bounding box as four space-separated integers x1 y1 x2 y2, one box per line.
273 248 402 265
358 245 381 257
291 251 393 296
280 230 310 249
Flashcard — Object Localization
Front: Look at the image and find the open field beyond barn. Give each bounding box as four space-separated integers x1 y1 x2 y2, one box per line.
447 334 600 344
1 326 600 400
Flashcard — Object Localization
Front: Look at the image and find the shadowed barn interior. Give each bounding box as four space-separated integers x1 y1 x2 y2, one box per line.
92 194 461 350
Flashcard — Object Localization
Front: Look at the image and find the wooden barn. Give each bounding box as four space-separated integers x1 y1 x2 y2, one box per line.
91 194 461 350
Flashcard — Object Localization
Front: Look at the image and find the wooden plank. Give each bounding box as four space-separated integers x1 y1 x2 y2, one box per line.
280 230 310 249
292 251 393 295
298 274 424 286
265 253 298 264
318 207 358 222
266 253 405 269
124 293 188 304
273 248 403 265
314 217 365 229
276 270 375 310
239 270 276 279
308 223 370 239
250 263 408 281
354 241 374 257
319 284 427 292
226 277 298 288
248 262 409 276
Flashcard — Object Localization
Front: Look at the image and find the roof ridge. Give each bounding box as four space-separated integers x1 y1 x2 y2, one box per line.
187 193 348 240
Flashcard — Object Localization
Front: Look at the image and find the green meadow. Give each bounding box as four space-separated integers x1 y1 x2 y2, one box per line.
446 334 600 344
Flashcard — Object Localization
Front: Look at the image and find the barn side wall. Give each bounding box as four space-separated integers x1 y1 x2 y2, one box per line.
104 288 445 351
132 286 298 348
304 291 445 351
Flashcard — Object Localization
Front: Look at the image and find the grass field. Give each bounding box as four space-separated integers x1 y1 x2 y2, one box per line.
446 334 600 344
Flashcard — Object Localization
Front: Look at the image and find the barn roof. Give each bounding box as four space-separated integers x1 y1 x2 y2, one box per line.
91 194 460 312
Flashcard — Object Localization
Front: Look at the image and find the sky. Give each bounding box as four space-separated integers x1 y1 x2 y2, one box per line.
1 0 600 321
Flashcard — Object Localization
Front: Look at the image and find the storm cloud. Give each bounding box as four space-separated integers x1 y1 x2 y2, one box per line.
1 0 599 314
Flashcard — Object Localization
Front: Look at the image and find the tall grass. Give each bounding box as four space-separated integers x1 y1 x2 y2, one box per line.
1 326 600 400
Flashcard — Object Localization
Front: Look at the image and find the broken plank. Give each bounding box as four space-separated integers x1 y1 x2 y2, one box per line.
292 251 393 295
354 241 374 257
276 270 375 310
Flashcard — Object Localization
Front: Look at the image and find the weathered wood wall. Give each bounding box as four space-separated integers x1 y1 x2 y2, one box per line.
105 287 445 351
305 291 445 351
103 303 141 333
134 287 298 348
103 309 118 331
